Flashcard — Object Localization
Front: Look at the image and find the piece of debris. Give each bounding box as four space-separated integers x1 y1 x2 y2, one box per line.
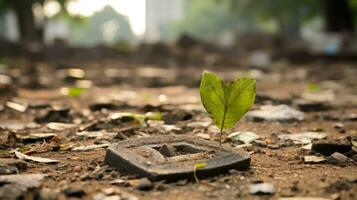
295 99 330 112
0 158 27 175
5 101 27 112
326 152 349 164
15 151 60 163
302 143 312 150
352 137 357 148
21 133 56 143
195 133 210 140
62 187 85 197
228 131 259 144
35 108 72 123
163 110 193 124
304 155 326 163
0 174 47 200
345 113 357 121
159 143 177 157
249 182 275 195
187 121 211 128
76 131 116 140
89 102 119 111
0 164 19 175
47 122 76 131
311 140 352 156
129 178 154 191
72 143 110 152
333 123 344 129
278 132 327 144
159 124 182 133
247 105 304 122
0 122 26 131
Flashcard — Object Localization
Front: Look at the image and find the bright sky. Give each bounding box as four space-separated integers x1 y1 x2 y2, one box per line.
45 0 146 36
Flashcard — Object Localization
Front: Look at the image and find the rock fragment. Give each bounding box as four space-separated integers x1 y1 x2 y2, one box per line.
249 182 275 195
247 105 304 122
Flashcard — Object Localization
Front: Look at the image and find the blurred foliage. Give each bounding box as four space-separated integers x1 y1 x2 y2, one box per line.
170 0 239 40
233 0 320 33
70 6 135 46
171 0 357 41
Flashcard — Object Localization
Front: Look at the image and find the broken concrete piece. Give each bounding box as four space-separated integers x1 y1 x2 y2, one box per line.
228 131 259 144
279 132 327 144
304 155 326 163
247 105 304 122
0 174 46 200
249 182 275 195
327 152 349 164
105 135 250 181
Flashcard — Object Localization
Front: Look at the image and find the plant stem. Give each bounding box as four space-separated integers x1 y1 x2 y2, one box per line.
219 107 227 147
219 128 223 147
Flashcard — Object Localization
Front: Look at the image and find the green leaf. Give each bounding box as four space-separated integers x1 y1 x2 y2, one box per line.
200 71 256 132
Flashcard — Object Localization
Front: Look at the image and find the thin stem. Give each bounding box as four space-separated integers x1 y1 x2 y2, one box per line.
219 106 227 147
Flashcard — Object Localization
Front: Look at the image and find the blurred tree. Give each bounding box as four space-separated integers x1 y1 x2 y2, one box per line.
173 0 356 41
322 0 354 32
233 0 355 33
70 6 135 46
171 0 238 41
234 0 320 34
0 0 68 44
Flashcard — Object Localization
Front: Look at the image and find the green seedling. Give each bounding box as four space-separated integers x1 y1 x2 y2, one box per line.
67 87 85 97
200 71 256 146
193 162 206 182
61 87 86 98
307 83 320 93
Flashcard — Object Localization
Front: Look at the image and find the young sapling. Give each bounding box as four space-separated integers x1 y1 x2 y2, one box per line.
199 71 256 146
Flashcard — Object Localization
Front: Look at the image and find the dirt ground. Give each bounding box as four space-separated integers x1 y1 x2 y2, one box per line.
0 58 356 200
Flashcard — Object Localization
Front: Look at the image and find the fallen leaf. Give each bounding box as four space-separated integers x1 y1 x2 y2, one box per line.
195 133 210 140
71 143 110 151
47 122 76 131
21 133 56 142
304 155 326 163
14 151 59 163
6 101 27 112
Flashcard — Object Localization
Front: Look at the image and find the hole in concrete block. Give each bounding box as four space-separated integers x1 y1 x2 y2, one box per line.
151 143 205 158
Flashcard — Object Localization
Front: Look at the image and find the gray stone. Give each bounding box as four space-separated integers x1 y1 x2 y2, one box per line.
136 178 153 191
327 152 349 164
311 140 352 156
0 174 46 200
0 159 27 175
249 182 275 195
